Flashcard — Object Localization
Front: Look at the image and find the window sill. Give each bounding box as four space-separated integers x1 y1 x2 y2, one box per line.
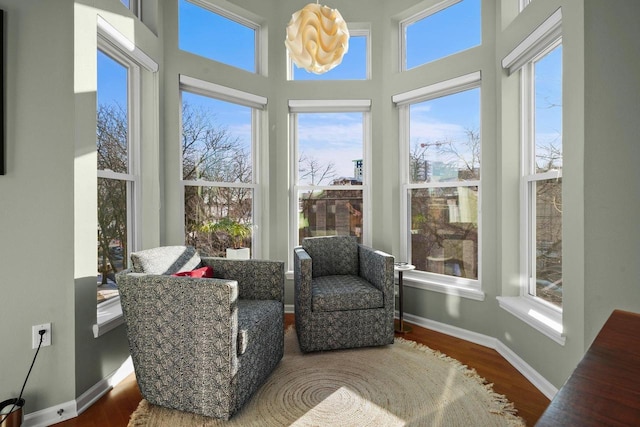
402 272 485 301
93 296 124 338
497 296 565 345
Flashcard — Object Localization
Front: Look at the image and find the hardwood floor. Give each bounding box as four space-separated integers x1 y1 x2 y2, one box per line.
53 314 549 426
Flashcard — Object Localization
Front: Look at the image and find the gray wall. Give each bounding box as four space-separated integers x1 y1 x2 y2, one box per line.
0 0 639 416
583 0 640 341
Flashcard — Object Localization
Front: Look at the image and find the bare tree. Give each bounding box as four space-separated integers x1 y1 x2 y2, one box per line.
181 102 253 256
299 152 337 186
97 103 128 284
181 102 245 182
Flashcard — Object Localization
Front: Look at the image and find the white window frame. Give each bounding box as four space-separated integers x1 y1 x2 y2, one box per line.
182 0 266 76
179 75 267 258
94 17 158 337
399 0 461 72
393 71 484 301
288 99 372 270
497 8 565 345
122 0 140 17
286 23 371 81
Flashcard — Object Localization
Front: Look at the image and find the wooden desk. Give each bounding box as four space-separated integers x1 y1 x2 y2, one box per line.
536 309 640 426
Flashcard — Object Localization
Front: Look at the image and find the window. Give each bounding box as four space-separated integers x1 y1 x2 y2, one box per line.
498 9 564 344
401 0 481 71
180 76 266 258
394 72 482 298
289 100 371 261
523 43 563 308
96 48 139 305
94 17 158 337
179 0 260 74
290 26 370 80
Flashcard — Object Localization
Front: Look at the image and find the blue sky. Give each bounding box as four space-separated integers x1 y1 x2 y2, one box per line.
97 50 127 112
101 0 561 179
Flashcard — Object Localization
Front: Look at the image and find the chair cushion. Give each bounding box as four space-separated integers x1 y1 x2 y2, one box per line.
302 236 358 277
130 246 201 275
311 275 383 312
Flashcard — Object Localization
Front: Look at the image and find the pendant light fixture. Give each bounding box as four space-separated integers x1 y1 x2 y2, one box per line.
285 2 350 74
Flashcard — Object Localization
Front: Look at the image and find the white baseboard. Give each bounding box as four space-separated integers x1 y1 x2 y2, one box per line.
401 312 558 400
494 340 558 400
23 400 77 427
23 357 134 427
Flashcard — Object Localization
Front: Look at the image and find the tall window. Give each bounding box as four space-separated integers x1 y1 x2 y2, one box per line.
180 76 265 258
522 42 563 308
179 0 259 74
289 101 371 254
96 48 139 303
401 0 481 71
498 9 563 343
395 72 481 293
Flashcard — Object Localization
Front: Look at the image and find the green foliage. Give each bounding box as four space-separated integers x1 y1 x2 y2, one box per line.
201 217 251 249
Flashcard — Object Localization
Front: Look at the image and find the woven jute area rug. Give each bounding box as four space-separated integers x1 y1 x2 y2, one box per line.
128 328 525 426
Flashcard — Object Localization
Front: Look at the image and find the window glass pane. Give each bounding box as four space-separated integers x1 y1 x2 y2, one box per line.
534 45 562 173
532 178 562 307
97 49 130 302
181 92 252 182
297 112 363 186
120 0 130 8
410 187 478 279
185 186 253 257
294 35 367 80
405 0 481 70
97 178 128 300
179 0 255 73
299 189 363 243
97 50 128 173
409 88 480 183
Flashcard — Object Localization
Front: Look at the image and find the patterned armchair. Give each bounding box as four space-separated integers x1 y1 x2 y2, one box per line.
116 246 284 420
294 235 395 353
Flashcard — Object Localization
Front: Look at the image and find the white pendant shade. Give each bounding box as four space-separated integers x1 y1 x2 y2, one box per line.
285 3 350 74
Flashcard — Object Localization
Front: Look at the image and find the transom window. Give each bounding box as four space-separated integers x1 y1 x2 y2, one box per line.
401 0 481 71
179 0 259 74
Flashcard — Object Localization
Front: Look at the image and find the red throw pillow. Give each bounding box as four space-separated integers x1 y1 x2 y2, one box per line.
172 266 214 278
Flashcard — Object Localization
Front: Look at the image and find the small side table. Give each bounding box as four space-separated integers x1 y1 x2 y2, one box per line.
394 263 415 334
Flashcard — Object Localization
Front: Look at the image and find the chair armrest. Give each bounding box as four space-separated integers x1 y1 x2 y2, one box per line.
358 245 395 300
200 257 285 303
116 271 241 399
293 247 313 313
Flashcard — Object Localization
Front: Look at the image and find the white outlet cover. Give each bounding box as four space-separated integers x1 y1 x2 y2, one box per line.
32 323 51 349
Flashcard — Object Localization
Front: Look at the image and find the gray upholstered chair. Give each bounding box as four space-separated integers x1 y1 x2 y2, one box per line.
294 235 395 353
116 246 284 420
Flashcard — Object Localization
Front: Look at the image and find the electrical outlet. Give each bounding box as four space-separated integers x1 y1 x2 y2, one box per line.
32 323 51 349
